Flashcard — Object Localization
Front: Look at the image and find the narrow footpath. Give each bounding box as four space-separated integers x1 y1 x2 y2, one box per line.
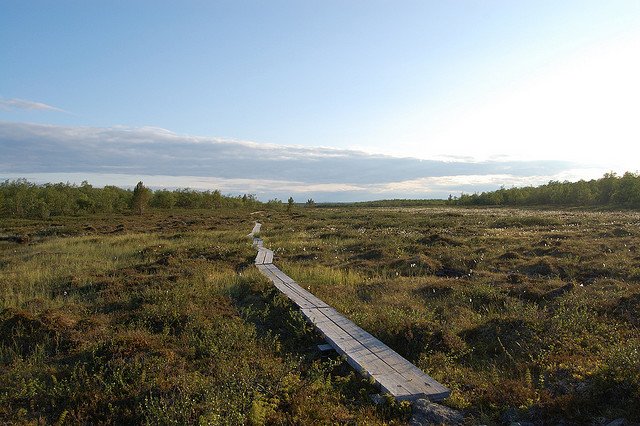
249 222 450 402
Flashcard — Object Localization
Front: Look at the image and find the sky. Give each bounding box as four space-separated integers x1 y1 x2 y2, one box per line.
1 1 639 201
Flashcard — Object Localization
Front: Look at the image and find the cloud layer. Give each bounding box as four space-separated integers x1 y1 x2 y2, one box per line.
0 98 67 113
0 121 592 201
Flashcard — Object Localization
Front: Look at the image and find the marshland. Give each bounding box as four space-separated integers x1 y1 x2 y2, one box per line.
1 187 638 424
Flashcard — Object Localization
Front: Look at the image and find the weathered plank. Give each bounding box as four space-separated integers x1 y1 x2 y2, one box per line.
249 222 261 237
250 222 450 402
303 307 419 398
262 264 329 308
255 249 267 265
320 307 449 398
302 306 447 399
259 266 321 309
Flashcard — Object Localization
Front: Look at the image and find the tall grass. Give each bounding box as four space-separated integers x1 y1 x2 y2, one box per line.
1 234 155 309
261 206 640 423
0 215 402 424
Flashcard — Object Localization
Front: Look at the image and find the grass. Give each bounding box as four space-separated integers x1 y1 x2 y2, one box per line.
259 206 640 424
0 209 407 425
1 206 639 424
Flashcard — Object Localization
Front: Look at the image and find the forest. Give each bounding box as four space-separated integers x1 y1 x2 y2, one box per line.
0 179 260 219
2 172 640 221
455 172 640 207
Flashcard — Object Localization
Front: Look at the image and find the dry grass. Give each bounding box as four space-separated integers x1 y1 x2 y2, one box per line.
2 206 639 424
261 206 640 424
0 209 405 425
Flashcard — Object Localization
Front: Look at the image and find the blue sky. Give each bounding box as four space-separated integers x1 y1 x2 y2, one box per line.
1 1 639 200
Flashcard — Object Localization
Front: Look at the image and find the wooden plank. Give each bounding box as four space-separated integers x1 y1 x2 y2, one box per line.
260 269 318 309
255 249 266 265
277 278 329 308
315 307 449 399
258 267 280 282
288 286 447 400
303 310 396 376
249 222 261 236
301 308 335 326
251 223 450 402
255 264 268 274
271 280 317 309
349 350 433 398
265 265 294 282
314 315 366 356
279 280 447 399
306 309 417 397
315 306 448 396
282 284 328 308
264 265 329 308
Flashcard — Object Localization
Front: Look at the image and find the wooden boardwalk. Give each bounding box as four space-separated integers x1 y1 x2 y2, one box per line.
250 222 450 402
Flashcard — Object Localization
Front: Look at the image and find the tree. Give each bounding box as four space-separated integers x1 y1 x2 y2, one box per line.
287 196 294 212
212 190 223 208
306 198 315 207
131 181 151 215
175 188 198 208
151 190 175 209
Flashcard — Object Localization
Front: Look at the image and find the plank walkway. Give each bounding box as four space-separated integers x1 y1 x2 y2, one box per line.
249 222 450 402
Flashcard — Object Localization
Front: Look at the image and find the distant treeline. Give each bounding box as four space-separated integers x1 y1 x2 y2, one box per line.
4 172 639 218
455 172 640 207
0 179 261 218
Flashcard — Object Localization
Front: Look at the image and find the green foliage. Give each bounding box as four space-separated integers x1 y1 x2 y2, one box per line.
131 181 152 215
0 179 130 218
0 180 263 219
0 179 133 218
456 172 640 207
150 190 176 209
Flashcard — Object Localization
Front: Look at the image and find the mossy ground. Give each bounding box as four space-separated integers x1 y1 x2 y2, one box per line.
260 206 640 424
0 209 405 425
1 206 639 424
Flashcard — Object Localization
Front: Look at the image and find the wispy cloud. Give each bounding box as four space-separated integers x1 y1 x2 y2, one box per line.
0 97 68 113
0 121 594 201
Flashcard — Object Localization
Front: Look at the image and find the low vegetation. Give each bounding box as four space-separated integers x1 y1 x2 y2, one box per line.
0 210 405 424
1 188 639 424
260 206 640 424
